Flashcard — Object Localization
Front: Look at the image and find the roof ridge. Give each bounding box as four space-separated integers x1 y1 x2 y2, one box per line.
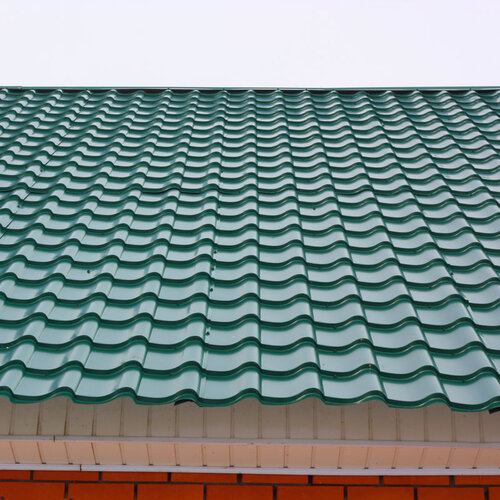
3 86 500 92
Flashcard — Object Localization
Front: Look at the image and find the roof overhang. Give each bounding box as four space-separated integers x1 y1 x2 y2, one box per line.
1 397 499 474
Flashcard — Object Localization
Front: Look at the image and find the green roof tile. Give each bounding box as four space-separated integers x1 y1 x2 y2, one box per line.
0 88 499 410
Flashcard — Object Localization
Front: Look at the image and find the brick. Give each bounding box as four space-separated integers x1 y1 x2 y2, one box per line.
314 475 379 485
348 486 413 500
242 474 308 484
34 471 99 482
490 487 500 500
384 475 449 485
0 482 64 500
207 485 273 500
455 476 500 485
171 472 238 483
68 483 134 500
138 484 203 500
278 485 343 500
418 487 484 500
0 470 31 480
101 471 168 482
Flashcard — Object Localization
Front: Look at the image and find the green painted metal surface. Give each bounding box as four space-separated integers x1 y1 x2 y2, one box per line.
0 88 499 410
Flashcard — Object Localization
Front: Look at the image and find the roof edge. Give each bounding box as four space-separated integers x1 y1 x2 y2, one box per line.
2 85 500 92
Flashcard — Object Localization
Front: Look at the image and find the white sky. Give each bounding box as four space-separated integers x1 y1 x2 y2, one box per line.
1 0 499 88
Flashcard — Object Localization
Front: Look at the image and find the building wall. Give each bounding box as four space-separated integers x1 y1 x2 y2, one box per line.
0 470 500 500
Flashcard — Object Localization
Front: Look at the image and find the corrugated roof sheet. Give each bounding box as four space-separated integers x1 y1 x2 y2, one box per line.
0 88 499 410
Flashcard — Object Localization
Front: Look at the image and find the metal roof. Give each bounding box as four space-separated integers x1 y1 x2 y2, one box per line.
0 88 499 410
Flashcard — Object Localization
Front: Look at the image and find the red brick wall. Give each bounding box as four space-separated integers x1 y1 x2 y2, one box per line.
0 471 500 499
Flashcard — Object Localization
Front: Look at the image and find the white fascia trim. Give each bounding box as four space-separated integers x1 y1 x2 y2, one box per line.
0 463 498 475
2 435 500 449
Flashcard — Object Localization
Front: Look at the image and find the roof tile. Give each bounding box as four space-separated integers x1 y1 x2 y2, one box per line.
0 88 499 409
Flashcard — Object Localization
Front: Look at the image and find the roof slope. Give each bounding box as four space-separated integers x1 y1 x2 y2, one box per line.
0 88 499 410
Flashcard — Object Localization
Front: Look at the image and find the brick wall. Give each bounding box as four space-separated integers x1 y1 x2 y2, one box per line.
0 471 500 499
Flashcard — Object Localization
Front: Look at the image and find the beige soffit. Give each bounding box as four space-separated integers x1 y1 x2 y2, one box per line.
0 397 499 474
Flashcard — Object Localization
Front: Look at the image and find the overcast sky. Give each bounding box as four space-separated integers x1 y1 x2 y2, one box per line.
1 0 499 88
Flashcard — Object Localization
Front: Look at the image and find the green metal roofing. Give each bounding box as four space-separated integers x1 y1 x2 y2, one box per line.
0 88 499 410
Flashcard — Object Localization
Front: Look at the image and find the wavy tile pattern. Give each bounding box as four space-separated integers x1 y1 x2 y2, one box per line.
0 88 499 410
